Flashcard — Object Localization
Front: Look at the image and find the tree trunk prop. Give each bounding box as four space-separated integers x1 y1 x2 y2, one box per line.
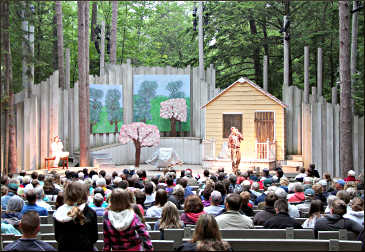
134 140 141 167
170 117 177 137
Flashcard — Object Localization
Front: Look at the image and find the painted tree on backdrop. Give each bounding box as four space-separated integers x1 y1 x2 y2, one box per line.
167 81 185 98
89 88 104 132
134 81 158 122
105 89 122 133
119 122 160 167
160 98 187 137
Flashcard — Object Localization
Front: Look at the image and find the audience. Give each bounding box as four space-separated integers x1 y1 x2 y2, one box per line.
21 190 48 216
4 211 56 251
103 189 153 251
264 199 302 229
177 214 231 251
216 193 253 229
181 195 206 225
53 181 98 251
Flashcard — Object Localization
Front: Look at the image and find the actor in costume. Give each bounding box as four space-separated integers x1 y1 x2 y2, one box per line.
51 136 69 167
228 127 243 174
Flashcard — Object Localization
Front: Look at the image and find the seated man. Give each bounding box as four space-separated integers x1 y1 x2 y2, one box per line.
21 190 48 216
216 193 253 229
51 136 69 167
253 192 277 226
204 190 224 216
263 199 302 229
4 211 56 251
314 199 363 238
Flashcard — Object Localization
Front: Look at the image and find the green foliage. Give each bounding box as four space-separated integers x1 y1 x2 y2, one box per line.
89 88 104 125
105 88 123 132
134 80 158 122
167 81 185 98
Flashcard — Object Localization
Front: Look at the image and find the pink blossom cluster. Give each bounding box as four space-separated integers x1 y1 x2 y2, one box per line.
160 98 187 122
119 122 160 147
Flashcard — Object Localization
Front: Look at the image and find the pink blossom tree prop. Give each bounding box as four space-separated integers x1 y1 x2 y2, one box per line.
119 122 160 167
160 98 187 137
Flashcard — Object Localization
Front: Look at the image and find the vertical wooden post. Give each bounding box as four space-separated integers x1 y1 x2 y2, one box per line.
263 55 268 91
304 46 309 103
317 48 323 98
312 87 317 103
65 48 70 89
351 1 358 114
332 86 338 105
283 16 289 87
198 1 204 81
100 20 105 77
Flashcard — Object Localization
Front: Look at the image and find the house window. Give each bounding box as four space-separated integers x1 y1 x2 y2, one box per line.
223 113 242 138
255 112 274 142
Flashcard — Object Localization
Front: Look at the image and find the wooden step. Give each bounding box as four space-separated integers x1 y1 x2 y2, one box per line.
286 160 303 167
286 155 303 162
281 165 298 173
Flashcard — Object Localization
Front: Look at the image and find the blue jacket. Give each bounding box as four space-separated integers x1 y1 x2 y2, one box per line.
21 204 48 216
4 238 56 251
1 192 16 210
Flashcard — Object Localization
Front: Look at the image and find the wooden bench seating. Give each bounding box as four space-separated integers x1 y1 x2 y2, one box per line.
318 230 358 241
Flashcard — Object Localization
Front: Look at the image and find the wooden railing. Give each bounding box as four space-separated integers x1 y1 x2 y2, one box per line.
256 139 276 161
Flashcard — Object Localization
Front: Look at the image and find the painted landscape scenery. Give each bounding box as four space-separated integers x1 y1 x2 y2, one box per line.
89 84 123 134
133 75 190 132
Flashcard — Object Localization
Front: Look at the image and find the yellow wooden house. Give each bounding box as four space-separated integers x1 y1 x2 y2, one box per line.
202 77 287 167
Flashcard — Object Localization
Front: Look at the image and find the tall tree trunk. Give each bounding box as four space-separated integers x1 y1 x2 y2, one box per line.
2 1 17 173
56 1 65 89
110 1 118 64
115 121 118 133
339 1 353 175
350 0 358 112
78 1 88 167
85 2 91 150
249 17 261 84
170 117 177 137
121 3 128 63
91 2 97 41
198 1 204 80
53 3 58 70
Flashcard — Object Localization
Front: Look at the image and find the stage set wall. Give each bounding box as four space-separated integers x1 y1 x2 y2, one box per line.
283 85 364 178
1 60 218 172
204 80 285 161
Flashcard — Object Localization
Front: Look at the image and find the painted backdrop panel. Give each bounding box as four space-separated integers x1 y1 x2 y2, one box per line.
90 84 123 134
133 75 190 132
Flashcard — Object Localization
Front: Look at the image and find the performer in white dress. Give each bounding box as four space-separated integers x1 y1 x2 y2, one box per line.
51 136 69 167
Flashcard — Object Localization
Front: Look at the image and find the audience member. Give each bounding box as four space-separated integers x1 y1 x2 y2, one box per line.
330 179 345 196
168 184 185 210
253 192 277 226
239 191 254 216
181 195 206 225
145 189 168 218
2 195 24 227
34 186 52 211
216 193 253 229
1 182 18 210
263 199 302 229
155 201 183 238
90 193 106 216
314 199 363 238
53 181 98 251
103 189 153 251
302 200 322 228
55 191 64 210
4 211 56 251
204 190 224 216
288 183 305 203
177 214 231 251
344 170 357 182
297 188 315 215
295 167 307 182
132 203 151 230
274 187 300 218
21 190 48 216
343 197 364 226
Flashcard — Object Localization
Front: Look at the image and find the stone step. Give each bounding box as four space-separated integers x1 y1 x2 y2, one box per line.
93 158 113 165
286 155 303 162
91 152 112 159
98 163 117 169
281 165 298 173
286 160 303 167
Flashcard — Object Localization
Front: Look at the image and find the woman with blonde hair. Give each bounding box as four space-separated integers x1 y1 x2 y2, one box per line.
154 201 184 238
103 189 153 251
177 214 231 251
53 181 98 251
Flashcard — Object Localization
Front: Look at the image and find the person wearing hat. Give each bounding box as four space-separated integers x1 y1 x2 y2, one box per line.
330 179 345 196
296 188 315 216
228 127 244 175
89 193 106 216
51 136 69 167
1 182 19 210
1 195 24 227
344 170 357 182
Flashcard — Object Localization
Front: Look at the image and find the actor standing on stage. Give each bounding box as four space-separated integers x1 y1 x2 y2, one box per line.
51 136 69 167
228 127 243 174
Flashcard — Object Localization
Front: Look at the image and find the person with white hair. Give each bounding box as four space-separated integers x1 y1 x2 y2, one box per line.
275 187 300 218
34 186 52 211
324 195 337 214
344 170 357 182
250 182 262 198
204 190 224 216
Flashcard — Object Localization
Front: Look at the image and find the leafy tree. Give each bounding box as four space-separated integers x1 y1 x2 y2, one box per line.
134 80 157 122
105 88 122 133
166 81 185 98
89 88 104 133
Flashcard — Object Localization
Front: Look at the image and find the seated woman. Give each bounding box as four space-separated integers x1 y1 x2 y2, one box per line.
1 195 24 228
180 195 206 225
103 189 153 251
145 189 168 218
177 214 231 251
43 176 60 202
239 191 254 216
132 204 152 230
302 199 322 228
154 201 184 239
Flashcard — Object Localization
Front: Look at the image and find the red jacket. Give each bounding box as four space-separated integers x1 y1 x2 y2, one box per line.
288 192 305 203
344 176 356 182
